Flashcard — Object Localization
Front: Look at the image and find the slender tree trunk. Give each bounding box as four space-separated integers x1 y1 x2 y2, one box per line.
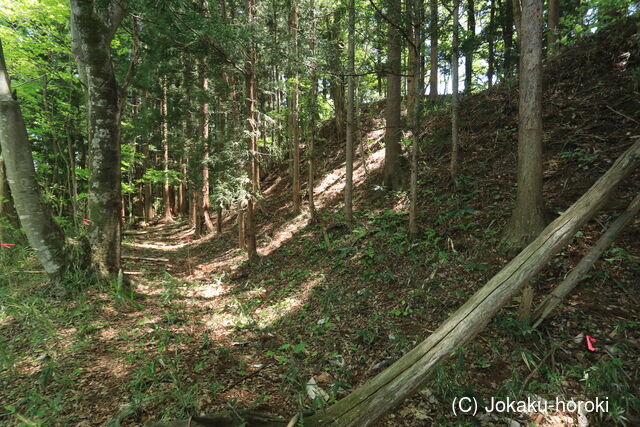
512 0 522 35
464 0 475 92
70 0 125 279
503 0 515 78
195 62 215 236
409 0 423 237
345 0 355 225
289 1 301 213
547 0 560 53
143 144 154 222
216 206 222 234
0 42 69 279
451 0 461 182
383 0 403 190
308 0 318 222
238 208 246 250
179 161 188 216
429 0 438 101
330 10 346 144
407 0 417 120
160 79 173 222
244 0 259 262
501 0 545 253
487 0 496 87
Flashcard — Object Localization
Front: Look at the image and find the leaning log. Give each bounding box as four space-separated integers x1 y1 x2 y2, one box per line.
147 139 640 427
532 193 640 328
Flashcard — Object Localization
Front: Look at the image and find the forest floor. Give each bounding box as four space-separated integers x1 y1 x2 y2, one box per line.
2 17 640 427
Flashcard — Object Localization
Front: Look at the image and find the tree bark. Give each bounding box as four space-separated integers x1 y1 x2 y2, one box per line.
70 0 125 279
501 0 545 253
502 0 515 78
0 153 19 240
160 79 173 223
464 0 475 92
244 0 259 262
409 0 423 237
429 0 438 101
0 41 69 279
383 0 403 190
289 1 301 214
345 0 355 225
451 0 461 182
195 62 215 237
329 10 346 145
308 0 318 222
547 0 560 53
533 194 640 328
143 144 154 222
487 0 496 87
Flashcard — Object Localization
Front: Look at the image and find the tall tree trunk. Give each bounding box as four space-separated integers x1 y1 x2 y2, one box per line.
345 0 355 225
429 0 438 100
308 0 317 222
464 0 475 91
195 62 215 237
409 0 423 237
502 0 515 78
451 0 461 182
289 1 301 213
406 0 417 121
0 42 69 279
160 79 173 222
487 0 496 87
66 128 79 227
383 0 403 190
70 0 126 279
501 0 545 253
244 0 259 262
547 0 559 53
143 144 154 222
179 161 188 216
330 10 346 144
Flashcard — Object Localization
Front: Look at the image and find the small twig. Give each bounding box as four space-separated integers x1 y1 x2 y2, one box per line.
607 105 640 124
122 255 169 262
221 363 272 393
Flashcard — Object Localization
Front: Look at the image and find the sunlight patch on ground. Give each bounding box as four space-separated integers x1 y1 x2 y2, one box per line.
259 147 385 256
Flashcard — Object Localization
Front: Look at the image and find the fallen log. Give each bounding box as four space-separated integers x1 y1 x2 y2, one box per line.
146 139 640 427
532 193 640 328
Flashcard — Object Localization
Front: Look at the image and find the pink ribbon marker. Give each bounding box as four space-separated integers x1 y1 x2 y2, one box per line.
83 219 92 226
1 243 15 249
186 235 191 243
586 335 597 352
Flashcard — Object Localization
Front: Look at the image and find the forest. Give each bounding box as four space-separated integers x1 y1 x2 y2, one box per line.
0 0 639 425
